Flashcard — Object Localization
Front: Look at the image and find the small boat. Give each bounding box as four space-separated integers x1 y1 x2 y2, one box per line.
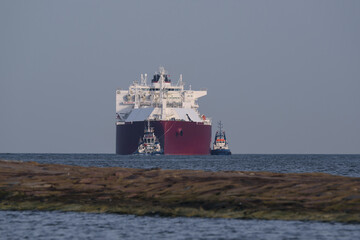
211 121 232 155
136 119 163 155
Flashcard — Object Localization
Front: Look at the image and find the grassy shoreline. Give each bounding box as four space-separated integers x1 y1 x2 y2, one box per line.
1 160 359 223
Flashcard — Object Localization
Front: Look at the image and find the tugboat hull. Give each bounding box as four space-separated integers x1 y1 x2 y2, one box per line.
210 149 232 155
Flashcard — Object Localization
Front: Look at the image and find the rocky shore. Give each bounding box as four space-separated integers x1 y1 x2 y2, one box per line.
0 160 359 222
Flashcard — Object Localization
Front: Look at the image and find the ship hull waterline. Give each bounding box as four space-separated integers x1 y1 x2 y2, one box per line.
210 149 232 155
116 120 211 155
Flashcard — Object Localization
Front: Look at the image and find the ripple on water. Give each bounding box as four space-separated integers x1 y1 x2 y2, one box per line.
0 153 359 177
1 211 360 240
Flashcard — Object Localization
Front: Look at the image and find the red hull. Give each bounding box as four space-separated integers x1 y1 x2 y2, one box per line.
116 121 211 155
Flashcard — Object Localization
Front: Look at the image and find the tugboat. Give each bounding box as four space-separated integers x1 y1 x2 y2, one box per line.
136 119 163 155
211 121 232 155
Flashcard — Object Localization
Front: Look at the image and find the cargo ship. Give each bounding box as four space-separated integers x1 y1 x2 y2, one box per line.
116 67 211 155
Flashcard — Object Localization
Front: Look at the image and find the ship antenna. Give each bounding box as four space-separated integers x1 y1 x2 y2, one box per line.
141 74 144 86
141 74 147 86
218 121 223 138
178 74 183 86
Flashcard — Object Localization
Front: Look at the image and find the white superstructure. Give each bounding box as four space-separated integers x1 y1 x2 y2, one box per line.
116 67 211 125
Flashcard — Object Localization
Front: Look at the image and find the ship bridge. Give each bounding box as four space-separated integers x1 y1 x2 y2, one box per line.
116 67 210 125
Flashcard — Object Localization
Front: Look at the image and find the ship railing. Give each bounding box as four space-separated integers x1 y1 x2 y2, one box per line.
166 102 182 108
140 102 152 107
203 117 212 125
122 101 134 105
152 103 162 108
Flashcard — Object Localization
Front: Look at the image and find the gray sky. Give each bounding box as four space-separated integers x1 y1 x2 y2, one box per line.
1 0 359 154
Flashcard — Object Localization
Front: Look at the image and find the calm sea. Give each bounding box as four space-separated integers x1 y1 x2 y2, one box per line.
0 153 359 240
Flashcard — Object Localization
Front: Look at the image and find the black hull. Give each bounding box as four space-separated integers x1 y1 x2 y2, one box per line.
210 149 232 155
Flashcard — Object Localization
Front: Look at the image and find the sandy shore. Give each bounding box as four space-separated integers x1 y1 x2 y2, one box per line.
0 160 359 222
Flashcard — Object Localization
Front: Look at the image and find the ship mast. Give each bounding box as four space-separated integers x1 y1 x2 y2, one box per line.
218 121 223 139
159 67 167 119
147 118 151 132
134 86 139 109
140 73 148 86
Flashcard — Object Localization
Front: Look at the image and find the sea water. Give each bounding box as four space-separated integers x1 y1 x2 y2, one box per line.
0 154 359 239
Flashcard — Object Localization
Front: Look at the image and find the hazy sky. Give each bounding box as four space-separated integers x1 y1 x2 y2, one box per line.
1 0 359 154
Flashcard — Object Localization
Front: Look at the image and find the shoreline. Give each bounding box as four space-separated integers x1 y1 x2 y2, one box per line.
0 160 359 223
